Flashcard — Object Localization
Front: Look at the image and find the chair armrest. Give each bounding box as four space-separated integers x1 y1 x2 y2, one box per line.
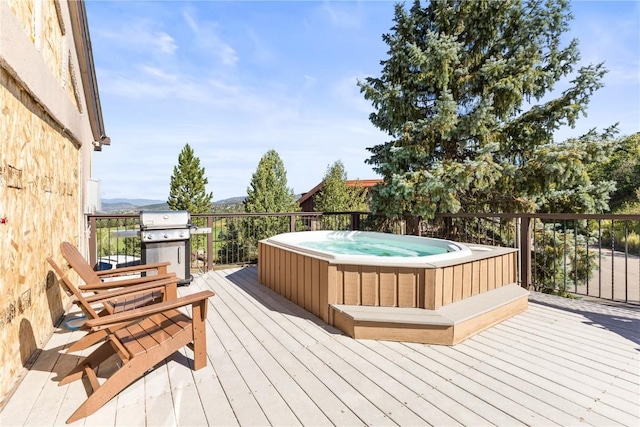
86 291 215 331
82 277 177 303
79 273 177 291
94 261 170 278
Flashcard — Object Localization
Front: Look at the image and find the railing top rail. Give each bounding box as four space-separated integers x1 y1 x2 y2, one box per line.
88 211 370 220
87 212 640 221
191 211 365 218
88 214 139 219
434 213 640 220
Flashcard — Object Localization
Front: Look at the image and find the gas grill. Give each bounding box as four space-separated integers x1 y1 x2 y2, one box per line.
140 210 193 285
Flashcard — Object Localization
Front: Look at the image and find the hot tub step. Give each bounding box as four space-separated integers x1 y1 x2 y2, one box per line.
330 284 529 345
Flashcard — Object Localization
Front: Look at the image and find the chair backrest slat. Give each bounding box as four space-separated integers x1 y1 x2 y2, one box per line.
60 242 102 285
47 257 100 319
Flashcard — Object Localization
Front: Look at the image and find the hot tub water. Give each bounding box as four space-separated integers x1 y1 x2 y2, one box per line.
299 237 449 257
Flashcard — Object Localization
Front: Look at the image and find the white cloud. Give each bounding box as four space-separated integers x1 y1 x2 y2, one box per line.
320 2 363 29
246 28 276 64
332 74 374 114
97 69 210 102
138 65 178 82
182 9 238 66
155 33 178 54
95 20 177 55
303 75 317 88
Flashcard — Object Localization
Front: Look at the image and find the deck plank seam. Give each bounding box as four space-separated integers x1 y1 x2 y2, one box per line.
391 340 546 426
404 340 579 426
216 268 413 425
208 270 372 424
210 270 358 424
488 322 640 395
205 284 310 426
468 332 638 424
431 342 612 426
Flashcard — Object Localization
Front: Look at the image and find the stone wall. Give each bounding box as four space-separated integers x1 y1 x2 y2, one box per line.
0 0 94 405
0 66 80 405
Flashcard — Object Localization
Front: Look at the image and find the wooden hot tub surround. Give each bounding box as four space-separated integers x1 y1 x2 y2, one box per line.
258 238 528 345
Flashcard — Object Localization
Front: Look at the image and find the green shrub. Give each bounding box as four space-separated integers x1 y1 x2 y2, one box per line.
599 202 640 252
531 222 596 297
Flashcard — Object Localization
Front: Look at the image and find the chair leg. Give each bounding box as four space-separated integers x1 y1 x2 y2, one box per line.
191 304 207 370
59 341 116 386
65 348 178 423
66 330 108 353
65 360 144 423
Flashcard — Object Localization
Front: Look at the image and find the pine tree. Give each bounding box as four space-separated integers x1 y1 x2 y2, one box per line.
245 150 299 215
167 143 213 213
313 161 369 230
314 161 369 212
217 217 250 265
589 132 640 210
359 0 617 218
240 150 299 250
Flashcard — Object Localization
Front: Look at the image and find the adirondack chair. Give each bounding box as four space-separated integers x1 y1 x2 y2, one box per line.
60 289 214 423
60 241 177 293
47 257 179 352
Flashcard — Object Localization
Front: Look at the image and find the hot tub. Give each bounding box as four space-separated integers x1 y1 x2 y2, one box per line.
258 231 526 345
262 230 473 267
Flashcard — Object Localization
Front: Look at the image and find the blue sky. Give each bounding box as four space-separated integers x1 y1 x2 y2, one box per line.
87 0 640 202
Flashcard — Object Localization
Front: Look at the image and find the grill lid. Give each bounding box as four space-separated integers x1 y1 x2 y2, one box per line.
139 210 190 229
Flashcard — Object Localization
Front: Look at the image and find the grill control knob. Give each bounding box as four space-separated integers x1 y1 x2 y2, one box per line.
164 233 169 238
146 234 153 240
179 231 185 237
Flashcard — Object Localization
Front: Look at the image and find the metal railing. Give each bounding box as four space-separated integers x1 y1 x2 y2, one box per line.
424 213 640 304
87 211 640 305
87 212 373 270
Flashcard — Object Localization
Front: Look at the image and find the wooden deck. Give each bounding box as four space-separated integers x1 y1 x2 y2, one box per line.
2 266 639 426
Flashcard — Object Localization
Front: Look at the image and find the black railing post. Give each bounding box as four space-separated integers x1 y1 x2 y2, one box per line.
405 215 421 236
350 213 361 231
207 215 214 272
519 215 531 289
88 215 97 268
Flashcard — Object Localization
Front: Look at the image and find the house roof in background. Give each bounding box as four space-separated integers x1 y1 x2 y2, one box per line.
296 179 382 205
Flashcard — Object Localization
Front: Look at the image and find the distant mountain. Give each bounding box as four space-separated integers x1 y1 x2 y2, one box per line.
100 202 137 212
215 196 246 204
99 197 250 213
102 198 165 206
100 198 166 213
139 202 170 210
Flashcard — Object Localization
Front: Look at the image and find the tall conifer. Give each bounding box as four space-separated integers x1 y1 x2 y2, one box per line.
359 0 616 217
314 161 368 212
167 143 213 213
245 150 298 240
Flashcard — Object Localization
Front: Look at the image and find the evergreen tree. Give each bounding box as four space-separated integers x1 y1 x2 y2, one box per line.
167 143 213 213
314 161 369 212
313 161 369 230
245 150 298 214
244 150 299 244
217 218 251 265
589 132 640 210
359 0 617 218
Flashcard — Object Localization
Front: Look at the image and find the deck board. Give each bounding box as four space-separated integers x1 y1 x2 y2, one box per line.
469 329 638 425
2 266 639 427
373 340 527 426
207 270 364 426
485 324 638 403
